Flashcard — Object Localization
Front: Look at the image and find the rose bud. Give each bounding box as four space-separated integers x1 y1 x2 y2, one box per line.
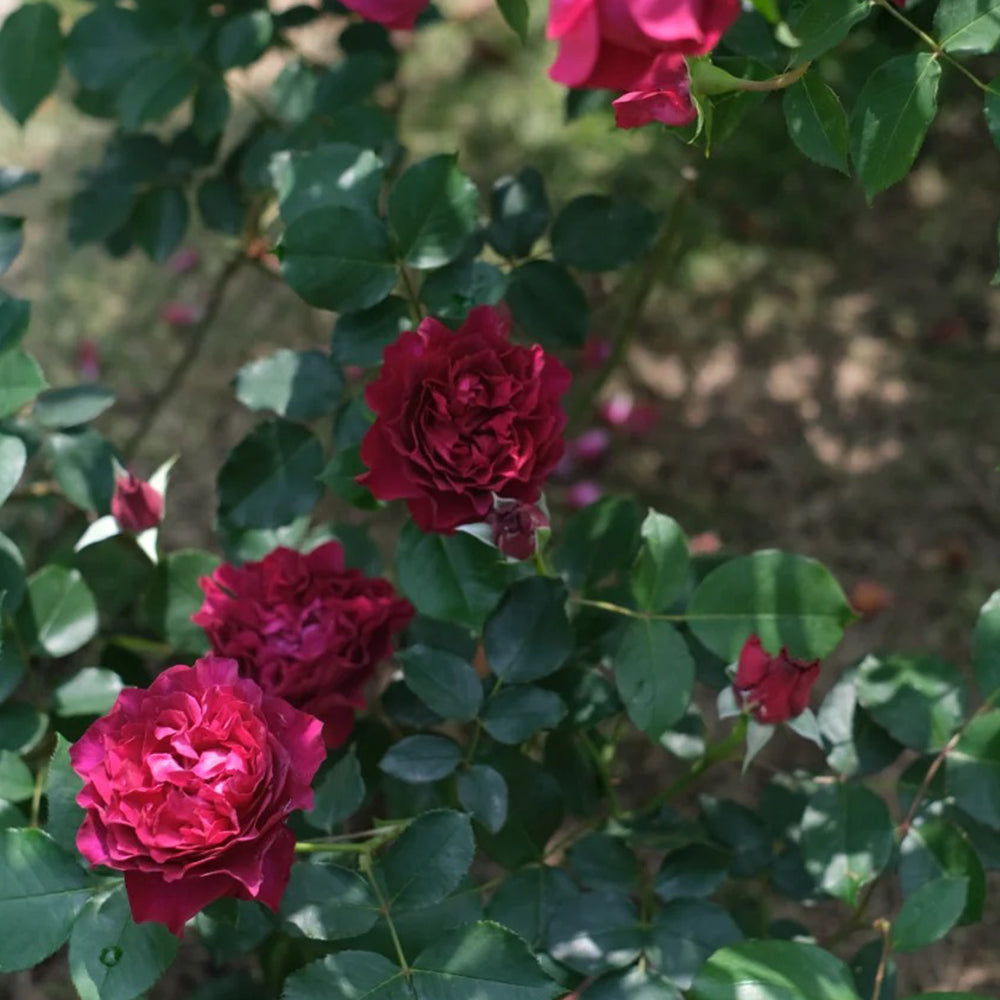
166 247 200 275
571 428 611 465
70 656 325 935
849 579 893 619
567 480 603 509
76 339 100 382
358 305 571 534
733 634 820 725
340 0 429 29
111 472 164 533
487 497 549 561
193 541 413 748
159 302 202 328
581 335 613 369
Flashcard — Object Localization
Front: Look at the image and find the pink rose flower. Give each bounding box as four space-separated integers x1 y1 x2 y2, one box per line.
547 0 741 128
111 472 163 533
358 306 571 534
340 0 429 29
733 634 820 724
193 541 413 747
70 656 324 935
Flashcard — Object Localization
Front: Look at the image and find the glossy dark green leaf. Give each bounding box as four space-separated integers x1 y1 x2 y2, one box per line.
800 783 894 905
584 968 682 1000
0 348 43 420
32 385 115 429
486 866 577 948
556 496 642 590
387 154 479 269
787 0 870 65
0 703 45 754
318 446 379 509
482 686 566 744
192 79 229 143
0 751 32 802
900 819 984 925
972 588 1000 698
65 6 148 90
495 0 529 41
850 54 941 202
68 183 135 247
116 55 195 131
216 10 273 68
487 167 550 258
615 620 694 740
0 2 62 125
568 834 639 894
421 259 507 321
217 418 324 528
0 292 30 352
484 577 571 683
505 260 588 348
631 510 689 614
307 751 365 831
69 884 178 1000
44 735 84 855
655 844 729 900
946 710 1000 828
197 176 244 235
271 143 383 224
284 952 409 1000
235 349 343 421
688 550 853 661
457 764 507 833
379 735 462 783
783 73 849 174
280 862 379 941
26 565 98 658
149 549 220 654
0 533 26 612
281 206 396 312
0 434 25 508
53 667 122 718
133 186 188 262
935 0 1000 54
0 216 22 276
547 890 643 975
646 900 742 989
892 876 967 952
331 296 411 367
552 196 658 272
0 828 94 972
400 644 482 722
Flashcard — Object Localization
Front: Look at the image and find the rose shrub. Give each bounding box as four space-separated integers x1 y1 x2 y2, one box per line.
0 0 999 998
70 656 324 935
193 542 413 746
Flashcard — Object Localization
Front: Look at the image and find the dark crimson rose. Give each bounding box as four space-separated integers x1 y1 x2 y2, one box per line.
733 634 820 724
70 656 324 935
357 306 571 533
193 541 413 747
111 472 163 532
547 0 741 128
487 497 549 560
340 0 428 29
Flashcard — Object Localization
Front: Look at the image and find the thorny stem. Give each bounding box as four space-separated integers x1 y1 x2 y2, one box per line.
360 852 410 975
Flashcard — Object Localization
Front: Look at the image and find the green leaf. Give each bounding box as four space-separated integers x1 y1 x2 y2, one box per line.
53 667 122 718
0 434 25 507
551 196 658 272
547 889 644 975
787 0 870 65
690 940 860 1000
568 834 639 894
307 751 366 831
482 686 566 744
69 183 136 247
646 900 742 989
900 819 984 925
505 260 589 348
198 175 244 235
217 418 324 528
69 884 178 1000
281 862 379 941
935 0 1000 54
133 186 188 262
800 783 894 905
946 710 1000 828
148 549 220 654
387 154 479 269
332 296 411 367
0 828 94 972
235 349 343 421
0 532 26 612
378 809 474 910
615 620 694 740
0 751 32 801
0 2 62 125
486 866 578 948
487 167 550 258
65 6 148 90
0 166 40 196
584 968 683 1000
421 259 507 321
555 496 642 590
284 951 410 1000
688 550 853 662
631 510 690 613
32 385 115 429
281 206 397 312
850 53 941 202
0 215 22 275
855 653 966 752
396 521 517 631
0 703 46 753
45 734 85 855
400 644 483 722
26 565 98 658
495 0 529 41
216 9 273 68
0 347 46 418
271 143 383 224
318 446 379 509
48 430 114 513
116 55 195 131
379 735 463 783
484 577 571 683
192 79 229 143
891 876 967 952
972 588 1000 697
655 844 729 900
783 74 849 174
0 292 30 352
457 764 508 833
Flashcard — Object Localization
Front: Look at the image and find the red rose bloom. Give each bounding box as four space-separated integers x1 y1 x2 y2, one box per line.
193 541 413 747
70 656 324 936
111 472 163 532
733 634 820 725
547 0 741 129
340 0 428 29
487 497 549 561
358 306 571 533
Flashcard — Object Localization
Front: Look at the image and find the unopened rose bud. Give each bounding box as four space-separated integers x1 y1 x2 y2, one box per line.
486 497 548 561
733 635 820 725
111 473 164 533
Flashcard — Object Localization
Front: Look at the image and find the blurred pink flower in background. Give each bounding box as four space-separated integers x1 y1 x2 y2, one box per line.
160 302 203 328
76 339 100 381
166 248 201 275
567 480 603 509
